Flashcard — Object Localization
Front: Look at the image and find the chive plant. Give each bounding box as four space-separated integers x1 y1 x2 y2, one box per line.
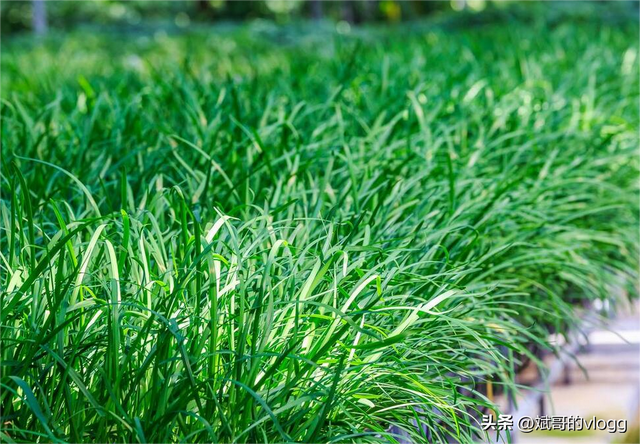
1 7 638 444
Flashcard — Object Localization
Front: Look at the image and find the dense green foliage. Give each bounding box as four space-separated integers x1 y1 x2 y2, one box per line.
1 0 446 35
1 10 638 444
0 0 620 34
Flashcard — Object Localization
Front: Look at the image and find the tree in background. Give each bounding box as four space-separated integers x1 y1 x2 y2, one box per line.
32 0 47 35
361 0 378 21
223 1 264 20
197 0 211 15
340 1 354 23
310 0 323 20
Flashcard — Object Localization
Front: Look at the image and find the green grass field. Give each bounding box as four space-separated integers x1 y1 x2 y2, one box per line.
1 6 639 443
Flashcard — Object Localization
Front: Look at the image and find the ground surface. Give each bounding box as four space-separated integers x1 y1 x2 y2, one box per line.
512 305 640 444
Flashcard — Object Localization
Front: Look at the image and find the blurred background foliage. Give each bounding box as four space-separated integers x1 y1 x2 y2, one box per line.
2 0 638 37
